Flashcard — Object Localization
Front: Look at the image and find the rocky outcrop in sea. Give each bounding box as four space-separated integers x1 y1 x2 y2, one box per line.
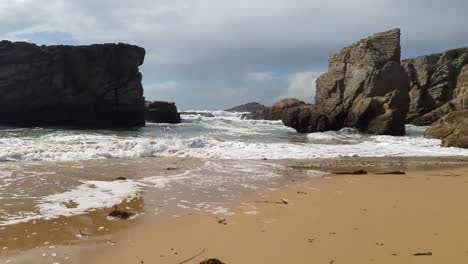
145 101 181 124
247 99 305 120
402 47 468 125
225 102 266 113
284 29 410 135
0 41 146 128
425 110 468 148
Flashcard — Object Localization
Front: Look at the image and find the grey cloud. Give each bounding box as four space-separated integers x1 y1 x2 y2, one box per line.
0 0 467 109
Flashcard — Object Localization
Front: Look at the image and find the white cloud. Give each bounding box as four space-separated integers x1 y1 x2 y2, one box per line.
282 71 322 103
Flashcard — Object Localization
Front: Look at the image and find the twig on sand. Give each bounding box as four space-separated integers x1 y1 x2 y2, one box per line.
177 248 206 264
255 198 289 205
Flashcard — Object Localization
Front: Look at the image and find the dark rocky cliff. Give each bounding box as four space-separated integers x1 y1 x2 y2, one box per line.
0 41 146 127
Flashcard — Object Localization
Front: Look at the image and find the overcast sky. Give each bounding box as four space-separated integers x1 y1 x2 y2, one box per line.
1 0 467 110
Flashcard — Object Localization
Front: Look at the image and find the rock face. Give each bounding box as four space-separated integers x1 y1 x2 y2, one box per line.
225 102 266 113
248 98 305 120
425 110 468 148
145 101 181 124
284 29 410 135
402 47 468 125
0 40 146 127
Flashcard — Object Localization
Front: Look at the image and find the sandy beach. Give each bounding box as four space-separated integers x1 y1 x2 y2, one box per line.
2 157 468 264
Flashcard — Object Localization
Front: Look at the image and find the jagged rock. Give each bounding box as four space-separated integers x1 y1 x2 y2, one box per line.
248 98 306 120
425 110 468 148
0 40 146 127
402 47 468 125
225 102 266 112
284 29 410 135
145 101 181 124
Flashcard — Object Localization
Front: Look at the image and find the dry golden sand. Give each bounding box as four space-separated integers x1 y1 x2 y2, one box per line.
77 162 468 264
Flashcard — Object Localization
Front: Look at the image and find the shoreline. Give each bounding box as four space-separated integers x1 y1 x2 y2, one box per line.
1 156 468 263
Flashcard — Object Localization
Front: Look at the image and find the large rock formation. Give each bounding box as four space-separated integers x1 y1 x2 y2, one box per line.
145 101 181 124
248 98 305 120
425 110 468 148
225 102 266 113
0 41 146 127
402 47 468 125
284 29 410 135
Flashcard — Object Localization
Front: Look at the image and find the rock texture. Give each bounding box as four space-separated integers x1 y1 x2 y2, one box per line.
145 101 181 124
425 110 468 148
284 29 410 135
248 98 305 120
402 47 468 125
225 102 266 113
0 41 146 127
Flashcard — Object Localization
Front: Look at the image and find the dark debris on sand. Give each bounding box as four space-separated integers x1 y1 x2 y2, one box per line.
200 259 225 264
333 169 368 175
108 208 135 220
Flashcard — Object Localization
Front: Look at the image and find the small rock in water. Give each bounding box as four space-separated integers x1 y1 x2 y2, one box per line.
108 209 135 220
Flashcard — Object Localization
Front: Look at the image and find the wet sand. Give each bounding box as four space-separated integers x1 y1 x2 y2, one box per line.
2 157 468 263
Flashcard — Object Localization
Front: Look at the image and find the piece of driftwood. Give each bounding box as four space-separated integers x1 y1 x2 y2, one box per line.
333 169 368 175
376 171 406 175
413 252 432 256
255 198 288 205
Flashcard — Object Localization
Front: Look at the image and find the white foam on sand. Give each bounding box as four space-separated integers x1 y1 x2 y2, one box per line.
0 180 142 225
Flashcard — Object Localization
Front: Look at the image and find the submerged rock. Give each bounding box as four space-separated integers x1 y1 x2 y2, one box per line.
425 110 468 148
248 98 306 120
402 47 468 125
225 102 266 113
0 40 146 128
145 101 181 124
285 29 410 135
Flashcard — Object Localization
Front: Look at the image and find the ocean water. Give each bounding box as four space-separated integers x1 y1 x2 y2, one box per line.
0 110 466 162
0 111 467 227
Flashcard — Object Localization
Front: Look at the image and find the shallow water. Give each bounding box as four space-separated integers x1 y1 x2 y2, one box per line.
0 111 467 229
